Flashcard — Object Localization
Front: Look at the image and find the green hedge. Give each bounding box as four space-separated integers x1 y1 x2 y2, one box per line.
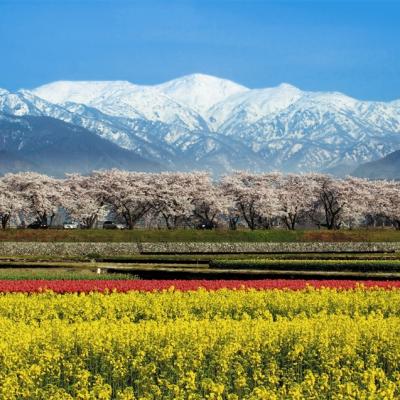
210 258 400 273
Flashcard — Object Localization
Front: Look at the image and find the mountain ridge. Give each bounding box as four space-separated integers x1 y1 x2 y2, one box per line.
0 73 399 176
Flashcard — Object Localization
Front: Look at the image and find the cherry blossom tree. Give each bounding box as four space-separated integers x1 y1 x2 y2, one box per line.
275 174 319 230
190 172 229 229
363 179 391 227
0 176 26 229
221 172 280 230
150 172 196 229
380 180 400 229
308 174 346 230
0 169 399 231
2 172 62 226
61 174 107 228
340 177 373 229
220 183 241 230
307 175 371 230
93 170 154 229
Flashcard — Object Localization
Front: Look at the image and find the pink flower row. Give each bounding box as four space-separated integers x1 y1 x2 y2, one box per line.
0 279 399 293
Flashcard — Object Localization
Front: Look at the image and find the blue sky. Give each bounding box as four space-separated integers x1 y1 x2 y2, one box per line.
0 0 399 100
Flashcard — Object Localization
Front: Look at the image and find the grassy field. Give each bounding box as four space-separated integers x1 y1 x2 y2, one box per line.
1 228 400 242
0 268 134 280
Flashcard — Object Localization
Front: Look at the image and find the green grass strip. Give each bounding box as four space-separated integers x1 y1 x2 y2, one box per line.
0 269 135 280
210 258 400 272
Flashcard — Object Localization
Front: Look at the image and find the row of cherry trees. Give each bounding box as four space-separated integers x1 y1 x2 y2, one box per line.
0 170 399 230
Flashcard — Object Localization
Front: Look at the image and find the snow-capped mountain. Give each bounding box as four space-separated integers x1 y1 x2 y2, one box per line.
206 83 303 131
155 73 248 115
33 78 209 131
1 73 400 176
216 89 400 171
0 89 182 166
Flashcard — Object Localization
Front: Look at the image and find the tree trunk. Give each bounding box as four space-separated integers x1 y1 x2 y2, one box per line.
283 213 297 230
239 203 256 230
1 214 10 229
162 213 173 230
121 204 152 230
229 216 239 230
38 212 48 225
84 215 98 229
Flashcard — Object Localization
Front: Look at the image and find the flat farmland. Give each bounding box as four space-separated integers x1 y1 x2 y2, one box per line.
1 229 400 398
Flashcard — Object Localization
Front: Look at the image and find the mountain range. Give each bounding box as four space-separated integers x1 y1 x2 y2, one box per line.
1 73 400 177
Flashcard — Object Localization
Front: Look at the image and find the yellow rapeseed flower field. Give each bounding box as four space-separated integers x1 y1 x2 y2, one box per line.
0 288 399 399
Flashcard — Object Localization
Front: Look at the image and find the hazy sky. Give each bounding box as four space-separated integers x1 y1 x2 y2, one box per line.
1 0 399 100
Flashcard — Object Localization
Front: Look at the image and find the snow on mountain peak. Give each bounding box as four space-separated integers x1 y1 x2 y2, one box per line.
390 99 400 108
155 73 249 114
0 90 46 116
299 90 359 110
31 74 249 122
0 88 9 96
32 79 206 129
276 82 298 90
207 82 303 130
33 80 138 105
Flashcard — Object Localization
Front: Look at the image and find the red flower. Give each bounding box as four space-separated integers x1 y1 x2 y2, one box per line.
0 279 399 293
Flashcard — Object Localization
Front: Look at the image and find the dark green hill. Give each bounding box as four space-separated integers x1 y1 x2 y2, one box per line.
353 150 400 180
0 114 161 176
